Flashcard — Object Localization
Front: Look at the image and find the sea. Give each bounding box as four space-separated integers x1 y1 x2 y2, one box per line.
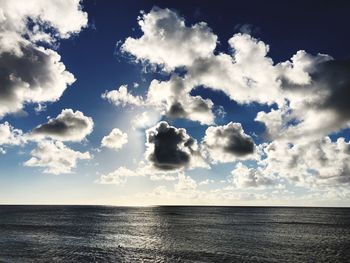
0 206 349 262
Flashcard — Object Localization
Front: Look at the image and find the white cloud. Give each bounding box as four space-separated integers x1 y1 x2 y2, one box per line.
203 122 256 163
257 51 350 142
0 0 87 42
24 140 91 174
122 7 217 71
0 0 87 117
102 85 144 107
147 76 215 125
186 34 283 106
122 8 350 142
30 109 94 142
0 122 26 147
257 137 350 188
101 128 128 150
120 8 284 125
229 162 276 188
120 9 284 125
0 44 76 117
255 107 287 139
103 78 215 125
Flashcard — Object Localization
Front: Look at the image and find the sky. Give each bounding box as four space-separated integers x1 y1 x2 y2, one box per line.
1 0 350 206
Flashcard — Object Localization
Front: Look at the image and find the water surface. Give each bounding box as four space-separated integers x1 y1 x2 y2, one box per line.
0 206 349 262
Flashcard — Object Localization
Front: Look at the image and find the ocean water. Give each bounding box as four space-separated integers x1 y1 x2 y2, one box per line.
0 206 349 262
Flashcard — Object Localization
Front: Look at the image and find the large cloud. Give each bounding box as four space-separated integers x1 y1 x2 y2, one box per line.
203 122 256 163
0 0 87 117
101 128 128 150
30 109 93 142
0 44 76 117
121 8 284 105
24 140 91 174
120 8 283 126
145 121 208 170
120 8 283 123
0 0 87 42
122 7 350 142
256 51 350 141
121 7 217 71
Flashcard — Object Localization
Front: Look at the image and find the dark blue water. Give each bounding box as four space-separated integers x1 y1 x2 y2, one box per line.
0 206 349 262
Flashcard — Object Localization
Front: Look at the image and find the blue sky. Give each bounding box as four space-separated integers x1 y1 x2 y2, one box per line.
1 0 350 206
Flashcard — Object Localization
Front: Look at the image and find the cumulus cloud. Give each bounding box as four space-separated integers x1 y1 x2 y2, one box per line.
24 140 91 174
185 33 283 107
120 8 289 125
255 51 350 142
122 7 350 142
0 0 87 42
122 9 284 105
0 0 87 117
30 109 93 142
257 137 350 188
203 122 255 163
147 76 215 125
102 85 144 107
120 8 284 125
101 128 128 150
0 43 76 117
255 107 287 139
0 122 26 148
229 162 276 188
103 78 215 125
145 121 208 170
121 7 217 71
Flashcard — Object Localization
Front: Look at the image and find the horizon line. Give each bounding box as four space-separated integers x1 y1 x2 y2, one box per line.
1 204 349 208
